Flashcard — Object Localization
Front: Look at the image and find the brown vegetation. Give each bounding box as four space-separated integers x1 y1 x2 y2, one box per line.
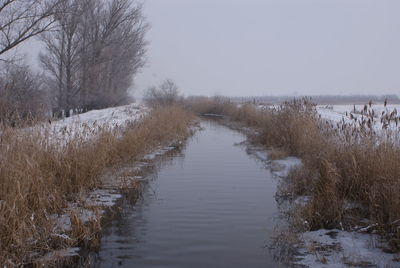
186 97 400 251
0 105 194 266
268 147 289 160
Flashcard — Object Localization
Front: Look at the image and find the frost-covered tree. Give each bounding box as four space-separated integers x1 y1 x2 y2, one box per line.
40 0 148 116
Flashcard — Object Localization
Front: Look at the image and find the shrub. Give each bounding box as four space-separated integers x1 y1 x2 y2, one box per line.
144 79 182 107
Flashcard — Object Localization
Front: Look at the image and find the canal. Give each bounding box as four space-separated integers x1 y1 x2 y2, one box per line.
94 121 286 267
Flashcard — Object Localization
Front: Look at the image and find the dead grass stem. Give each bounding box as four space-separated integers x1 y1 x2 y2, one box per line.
0 105 194 266
186 97 400 251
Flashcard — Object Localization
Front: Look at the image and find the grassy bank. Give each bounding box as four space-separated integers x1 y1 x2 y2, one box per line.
186 97 400 251
0 105 194 266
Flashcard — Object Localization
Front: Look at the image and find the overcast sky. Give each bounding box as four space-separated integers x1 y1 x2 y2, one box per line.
20 0 400 97
132 0 400 97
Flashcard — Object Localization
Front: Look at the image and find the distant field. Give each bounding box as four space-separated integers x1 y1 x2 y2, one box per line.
317 104 400 132
253 101 400 132
232 95 400 105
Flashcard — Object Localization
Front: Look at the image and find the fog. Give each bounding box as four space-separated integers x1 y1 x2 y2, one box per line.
20 0 400 97
136 0 400 97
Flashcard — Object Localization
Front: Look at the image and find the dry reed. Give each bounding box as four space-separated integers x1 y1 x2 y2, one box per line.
0 105 194 266
186 97 400 251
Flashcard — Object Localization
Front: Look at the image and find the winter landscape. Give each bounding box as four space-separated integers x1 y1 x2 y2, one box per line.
1 0 400 267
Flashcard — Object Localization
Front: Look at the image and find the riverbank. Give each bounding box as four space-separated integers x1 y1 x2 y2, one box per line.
0 104 196 266
91 121 286 267
186 97 400 267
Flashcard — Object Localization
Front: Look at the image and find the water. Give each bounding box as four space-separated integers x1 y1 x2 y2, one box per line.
94 122 285 267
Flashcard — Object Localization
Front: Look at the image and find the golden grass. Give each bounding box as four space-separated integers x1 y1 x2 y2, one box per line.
186 97 400 251
268 147 289 160
0 105 194 266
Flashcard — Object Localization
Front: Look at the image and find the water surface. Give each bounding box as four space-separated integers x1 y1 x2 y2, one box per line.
94 122 285 267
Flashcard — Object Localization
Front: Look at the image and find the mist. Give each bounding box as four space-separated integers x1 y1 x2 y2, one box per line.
135 0 400 97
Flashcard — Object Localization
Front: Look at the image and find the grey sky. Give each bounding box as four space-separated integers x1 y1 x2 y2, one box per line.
17 0 400 97
134 0 400 97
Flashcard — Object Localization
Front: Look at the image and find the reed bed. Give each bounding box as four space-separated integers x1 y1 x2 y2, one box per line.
0 105 194 266
187 97 400 251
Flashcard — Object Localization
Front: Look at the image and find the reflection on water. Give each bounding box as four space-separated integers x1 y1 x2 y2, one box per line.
93 121 287 268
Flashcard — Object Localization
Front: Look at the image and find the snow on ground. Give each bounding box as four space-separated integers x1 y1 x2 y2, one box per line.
317 106 351 124
48 136 188 262
269 157 302 178
323 104 400 116
259 103 400 131
317 104 400 140
35 103 149 144
244 115 399 267
51 103 148 130
296 229 400 268
247 145 302 178
317 104 400 126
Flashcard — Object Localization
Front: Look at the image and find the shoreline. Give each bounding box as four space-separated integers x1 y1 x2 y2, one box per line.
0 105 196 266
211 116 400 267
41 138 194 266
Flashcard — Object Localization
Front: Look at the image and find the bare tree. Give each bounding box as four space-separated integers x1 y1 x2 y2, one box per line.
0 0 61 57
80 0 148 110
0 62 47 125
40 0 83 117
144 79 182 107
40 0 148 116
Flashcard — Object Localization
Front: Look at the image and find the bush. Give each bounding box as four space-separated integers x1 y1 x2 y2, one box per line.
144 79 182 107
0 63 48 126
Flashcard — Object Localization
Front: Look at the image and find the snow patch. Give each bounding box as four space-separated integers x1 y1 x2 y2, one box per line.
270 157 302 178
34 103 148 145
51 103 148 130
296 229 400 268
86 189 122 207
41 247 81 262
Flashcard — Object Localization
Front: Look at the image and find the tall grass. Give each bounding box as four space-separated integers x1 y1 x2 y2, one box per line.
187 97 400 251
0 105 194 266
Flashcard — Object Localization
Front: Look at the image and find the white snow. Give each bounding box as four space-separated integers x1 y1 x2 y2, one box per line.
86 189 123 207
48 136 186 261
317 107 351 124
253 150 268 161
270 157 302 178
318 104 400 130
324 104 400 116
251 102 400 266
246 145 302 177
296 229 400 268
52 103 147 129
258 103 400 133
33 103 149 144
143 146 177 160
25 102 200 263
39 247 80 263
